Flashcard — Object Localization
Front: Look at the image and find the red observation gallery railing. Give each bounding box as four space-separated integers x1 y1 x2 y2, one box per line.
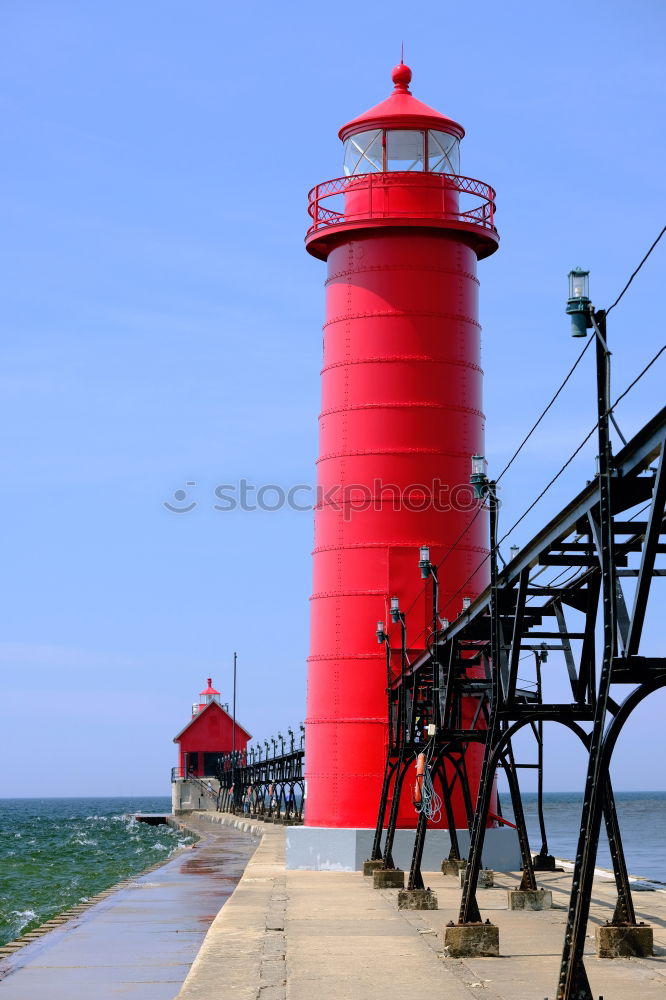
306 170 497 241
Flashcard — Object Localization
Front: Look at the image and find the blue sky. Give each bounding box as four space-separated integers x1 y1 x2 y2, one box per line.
1 1 664 796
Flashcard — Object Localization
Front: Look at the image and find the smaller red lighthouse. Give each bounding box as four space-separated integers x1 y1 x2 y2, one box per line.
173 678 251 778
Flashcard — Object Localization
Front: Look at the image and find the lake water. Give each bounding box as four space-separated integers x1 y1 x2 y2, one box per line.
0 797 193 946
2 791 665 947
503 790 666 883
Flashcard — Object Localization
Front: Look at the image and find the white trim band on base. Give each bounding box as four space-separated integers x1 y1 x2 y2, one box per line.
285 826 521 872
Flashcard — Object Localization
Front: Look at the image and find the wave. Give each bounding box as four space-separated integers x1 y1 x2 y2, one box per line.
0 798 191 946
10 910 37 935
72 834 98 847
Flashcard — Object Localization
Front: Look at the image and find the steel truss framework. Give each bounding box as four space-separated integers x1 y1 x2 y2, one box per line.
214 747 305 823
371 386 665 996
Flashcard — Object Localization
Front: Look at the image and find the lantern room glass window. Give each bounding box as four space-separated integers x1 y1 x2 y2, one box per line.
343 129 383 175
569 269 589 299
386 130 424 171
342 128 462 176
427 130 460 174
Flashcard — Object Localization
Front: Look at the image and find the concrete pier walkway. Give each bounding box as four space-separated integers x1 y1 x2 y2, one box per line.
2 810 665 999
177 813 666 1000
0 816 258 1000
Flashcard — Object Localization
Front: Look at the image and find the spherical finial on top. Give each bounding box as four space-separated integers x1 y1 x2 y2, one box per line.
391 62 412 93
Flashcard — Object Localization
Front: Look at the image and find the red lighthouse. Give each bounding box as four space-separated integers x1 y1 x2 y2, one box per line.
173 678 251 778
303 64 498 835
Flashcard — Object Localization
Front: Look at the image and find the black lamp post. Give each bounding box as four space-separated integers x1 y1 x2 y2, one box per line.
557 271 624 998
418 545 442 733
418 545 440 637
390 596 409 742
375 618 394 746
470 454 500 690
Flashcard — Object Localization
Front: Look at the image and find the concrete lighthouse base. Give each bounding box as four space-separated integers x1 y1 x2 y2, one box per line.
285 826 521 873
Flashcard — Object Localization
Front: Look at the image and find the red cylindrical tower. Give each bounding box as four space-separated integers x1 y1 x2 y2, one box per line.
304 63 499 830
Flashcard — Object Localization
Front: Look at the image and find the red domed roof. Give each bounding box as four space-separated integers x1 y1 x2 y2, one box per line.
339 63 464 141
199 677 220 696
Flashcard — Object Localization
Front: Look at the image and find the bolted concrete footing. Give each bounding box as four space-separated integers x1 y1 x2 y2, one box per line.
596 923 653 958
362 859 385 877
373 868 405 889
507 888 552 910
444 921 499 957
441 858 467 876
459 868 494 888
532 852 562 871
397 888 438 910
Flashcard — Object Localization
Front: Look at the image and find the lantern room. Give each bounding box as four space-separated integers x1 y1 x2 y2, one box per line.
340 63 463 177
305 62 497 264
192 677 222 716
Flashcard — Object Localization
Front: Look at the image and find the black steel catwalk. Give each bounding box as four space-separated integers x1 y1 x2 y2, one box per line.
369 390 666 999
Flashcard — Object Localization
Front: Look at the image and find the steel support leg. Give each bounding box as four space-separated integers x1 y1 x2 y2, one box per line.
447 748 476 831
370 757 399 862
603 778 636 925
438 757 462 860
382 758 412 870
406 811 427 890
501 745 537 891
457 743 497 925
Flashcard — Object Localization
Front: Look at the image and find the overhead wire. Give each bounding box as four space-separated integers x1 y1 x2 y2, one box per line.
605 224 666 316
434 338 666 617
497 340 666 549
496 335 594 486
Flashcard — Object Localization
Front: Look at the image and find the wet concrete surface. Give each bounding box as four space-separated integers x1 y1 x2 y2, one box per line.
0 817 259 999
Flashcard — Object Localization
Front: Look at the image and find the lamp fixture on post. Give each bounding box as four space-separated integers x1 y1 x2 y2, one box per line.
566 268 592 337
376 620 388 644
470 454 489 500
418 545 431 579
390 596 401 624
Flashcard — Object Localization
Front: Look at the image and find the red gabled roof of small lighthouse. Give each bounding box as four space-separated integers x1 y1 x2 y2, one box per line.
339 63 465 141
172 699 252 744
